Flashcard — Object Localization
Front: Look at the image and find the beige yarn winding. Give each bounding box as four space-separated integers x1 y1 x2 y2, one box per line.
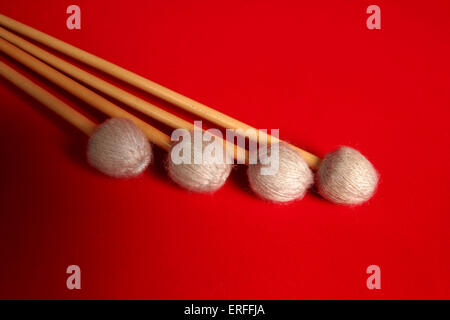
87 118 152 178
167 134 232 193
316 146 379 205
248 143 314 202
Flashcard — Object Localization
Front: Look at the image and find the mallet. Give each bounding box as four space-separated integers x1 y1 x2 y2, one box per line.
0 60 152 178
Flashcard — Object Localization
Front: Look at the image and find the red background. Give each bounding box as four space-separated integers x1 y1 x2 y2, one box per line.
0 0 449 299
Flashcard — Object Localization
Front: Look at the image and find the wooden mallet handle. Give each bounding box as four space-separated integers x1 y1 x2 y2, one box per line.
0 60 96 136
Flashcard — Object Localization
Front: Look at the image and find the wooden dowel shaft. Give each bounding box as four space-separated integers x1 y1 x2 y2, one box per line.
0 27 247 163
0 60 96 136
0 13 321 170
0 37 172 152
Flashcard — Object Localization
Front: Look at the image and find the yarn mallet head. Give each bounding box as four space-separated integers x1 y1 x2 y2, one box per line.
248 143 314 203
87 118 152 178
166 132 232 193
316 146 379 205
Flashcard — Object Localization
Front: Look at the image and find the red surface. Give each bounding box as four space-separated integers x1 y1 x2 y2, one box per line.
0 0 449 299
